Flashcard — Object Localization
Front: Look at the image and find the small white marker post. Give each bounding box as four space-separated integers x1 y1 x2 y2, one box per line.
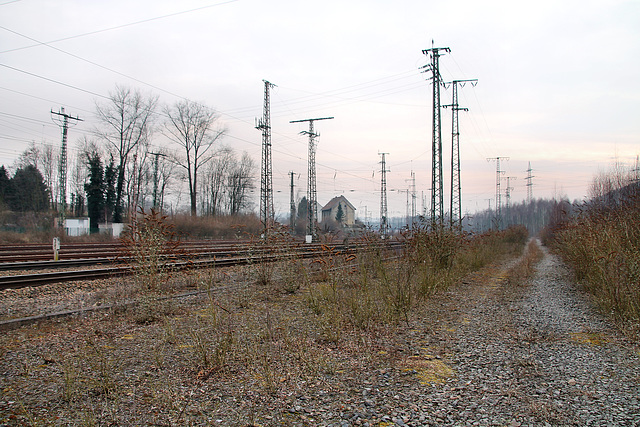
53 237 60 261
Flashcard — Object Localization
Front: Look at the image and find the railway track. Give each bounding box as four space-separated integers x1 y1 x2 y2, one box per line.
0 242 403 290
0 240 254 263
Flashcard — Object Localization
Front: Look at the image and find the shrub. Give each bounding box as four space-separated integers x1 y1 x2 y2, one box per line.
551 166 640 324
120 208 180 291
170 213 261 239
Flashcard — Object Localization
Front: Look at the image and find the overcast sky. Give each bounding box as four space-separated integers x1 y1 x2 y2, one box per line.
1 0 638 221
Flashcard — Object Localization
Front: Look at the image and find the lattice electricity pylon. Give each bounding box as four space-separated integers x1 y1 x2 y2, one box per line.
256 80 276 234
289 171 296 234
421 45 450 224
525 162 535 203
379 152 390 238
51 107 82 228
406 170 416 230
487 157 509 230
290 116 334 240
504 176 516 227
443 79 477 227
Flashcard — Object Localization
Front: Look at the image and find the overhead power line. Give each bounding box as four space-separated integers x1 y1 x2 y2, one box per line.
379 152 390 238
421 44 450 224
51 107 82 227
256 80 276 233
0 63 109 100
290 116 334 241
443 78 477 226
0 0 238 54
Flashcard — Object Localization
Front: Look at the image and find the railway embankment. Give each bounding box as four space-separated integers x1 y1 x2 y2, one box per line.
1 237 638 425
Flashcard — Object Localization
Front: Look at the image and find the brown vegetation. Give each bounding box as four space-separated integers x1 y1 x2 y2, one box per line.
163 213 263 240
548 166 640 332
0 221 529 425
506 238 544 287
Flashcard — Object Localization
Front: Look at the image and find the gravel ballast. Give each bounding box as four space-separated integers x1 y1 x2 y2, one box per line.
416 243 640 426
1 241 639 426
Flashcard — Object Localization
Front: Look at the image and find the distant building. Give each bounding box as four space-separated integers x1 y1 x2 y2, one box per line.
99 222 125 238
321 196 356 226
64 218 90 236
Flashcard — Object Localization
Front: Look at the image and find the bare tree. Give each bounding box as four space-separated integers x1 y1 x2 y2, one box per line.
40 144 57 209
68 152 87 216
163 100 226 216
95 85 158 222
16 141 58 209
200 146 234 216
124 140 151 217
16 141 40 169
155 149 176 212
226 151 255 215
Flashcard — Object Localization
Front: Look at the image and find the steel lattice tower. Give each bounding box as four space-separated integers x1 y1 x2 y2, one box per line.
256 80 276 233
379 152 389 238
409 170 416 230
422 45 450 223
525 162 535 203
51 107 82 228
290 117 333 240
505 176 516 227
289 171 296 233
444 79 476 227
487 157 508 229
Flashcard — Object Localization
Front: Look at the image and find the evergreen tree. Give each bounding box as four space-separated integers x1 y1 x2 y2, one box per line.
9 165 49 212
335 203 345 223
294 196 310 235
0 166 10 208
85 153 105 231
104 156 117 222
297 196 309 221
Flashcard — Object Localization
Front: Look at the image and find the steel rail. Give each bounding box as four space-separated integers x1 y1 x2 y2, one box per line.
0 243 403 290
0 241 401 271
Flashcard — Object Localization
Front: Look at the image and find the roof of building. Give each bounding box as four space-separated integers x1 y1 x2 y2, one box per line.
321 195 356 211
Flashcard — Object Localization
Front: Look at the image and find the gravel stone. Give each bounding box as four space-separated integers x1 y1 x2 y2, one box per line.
1 241 639 425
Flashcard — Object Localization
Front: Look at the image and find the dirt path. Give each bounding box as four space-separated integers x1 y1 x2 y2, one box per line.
2 241 639 426
418 241 640 426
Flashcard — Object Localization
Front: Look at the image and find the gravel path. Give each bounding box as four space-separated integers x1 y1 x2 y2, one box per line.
377 240 640 426
312 241 640 426
2 241 639 426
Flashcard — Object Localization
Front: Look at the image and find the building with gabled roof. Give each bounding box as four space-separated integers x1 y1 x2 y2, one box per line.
321 195 356 226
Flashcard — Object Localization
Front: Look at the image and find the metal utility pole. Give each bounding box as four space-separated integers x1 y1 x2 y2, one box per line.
256 80 276 234
422 191 428 217
379 152 390 238
525 162 535 203
290 116 334 241
51 107 82 228
443 79 477 227
487 157 508 229
405 171 417 230
410 171 416 230
505 176 516 227
422 44 450 224
289 171 296 233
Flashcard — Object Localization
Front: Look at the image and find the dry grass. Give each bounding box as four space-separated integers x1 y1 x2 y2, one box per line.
171 213 262 239
120 208 182 291
506 238 544 287
0 225 529 425
550 167 640 327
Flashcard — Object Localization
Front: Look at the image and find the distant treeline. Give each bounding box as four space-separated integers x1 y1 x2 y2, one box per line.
467 198 568 236
0 165 50 213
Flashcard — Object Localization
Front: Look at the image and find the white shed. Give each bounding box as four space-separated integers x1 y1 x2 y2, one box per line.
64 218 90 237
